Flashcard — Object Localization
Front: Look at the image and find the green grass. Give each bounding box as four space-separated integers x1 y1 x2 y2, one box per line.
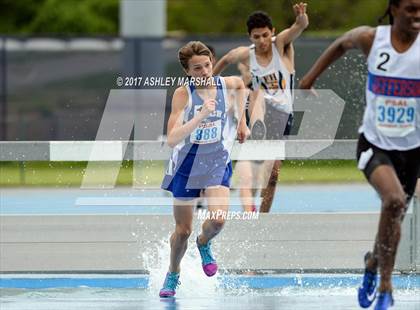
280 160 365 183
0 160 365 187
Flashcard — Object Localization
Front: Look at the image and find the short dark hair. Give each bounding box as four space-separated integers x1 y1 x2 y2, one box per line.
378 0 402 25
246 11 273 34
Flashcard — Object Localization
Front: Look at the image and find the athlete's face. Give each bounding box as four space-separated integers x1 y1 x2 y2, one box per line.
392 0 420 33
249 27 275 53
186 55 213 78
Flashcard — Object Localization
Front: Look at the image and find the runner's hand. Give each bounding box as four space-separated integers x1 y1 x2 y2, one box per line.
299 77 318 98
293 2 309 29
198 99 216 119
237 123 250 144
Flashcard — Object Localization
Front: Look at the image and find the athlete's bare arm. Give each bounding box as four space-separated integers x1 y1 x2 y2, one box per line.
213 46 249 76
300 26 376 89
281 42 295 72
237 62 252 86
225 76 250 143
275 2 309 55
166 87 216 147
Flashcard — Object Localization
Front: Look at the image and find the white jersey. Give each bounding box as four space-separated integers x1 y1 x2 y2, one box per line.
360 25 420 151
249 38 294 114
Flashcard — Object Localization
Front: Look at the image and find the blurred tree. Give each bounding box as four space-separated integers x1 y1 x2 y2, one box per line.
0 0 41 34
0 0 118 35
166 0 391 35
0 0 391 36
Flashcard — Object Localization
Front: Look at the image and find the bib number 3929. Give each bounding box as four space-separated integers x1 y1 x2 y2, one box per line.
375 97 416 137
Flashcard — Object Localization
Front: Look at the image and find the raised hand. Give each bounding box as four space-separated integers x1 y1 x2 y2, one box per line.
293 2 309 29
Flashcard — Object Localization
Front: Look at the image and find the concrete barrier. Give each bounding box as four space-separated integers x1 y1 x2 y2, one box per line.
1 210 417 273
0 140 357 161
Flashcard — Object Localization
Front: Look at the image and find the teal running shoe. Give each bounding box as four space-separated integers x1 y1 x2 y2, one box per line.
196 237 218 277
159 272 180 298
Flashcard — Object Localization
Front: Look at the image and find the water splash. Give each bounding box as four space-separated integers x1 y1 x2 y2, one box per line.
142 234 220 298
